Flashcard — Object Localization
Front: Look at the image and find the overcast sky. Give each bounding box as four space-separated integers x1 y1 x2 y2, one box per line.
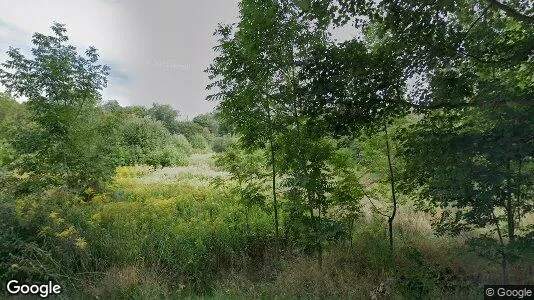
0 0 239 119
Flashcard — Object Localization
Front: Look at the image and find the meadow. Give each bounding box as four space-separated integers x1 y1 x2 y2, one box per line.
3 153 527 299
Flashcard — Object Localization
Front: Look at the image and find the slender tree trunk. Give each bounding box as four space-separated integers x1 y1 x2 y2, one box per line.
317 195 323 268
506 196 515 243
288 73 321 266
290 92 318 264
245 206 250 235
493 211 508 283
265 99 280 261
385 124 397 251
502 255 508 284
239 179 250 236
269 137 280 260
515 159 522 227
505 160 515 243
349 219 354 248
388 218 394 250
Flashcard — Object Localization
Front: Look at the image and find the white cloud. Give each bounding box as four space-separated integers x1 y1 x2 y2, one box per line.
0 0 139 63
0 0 140 106
0 0 238 116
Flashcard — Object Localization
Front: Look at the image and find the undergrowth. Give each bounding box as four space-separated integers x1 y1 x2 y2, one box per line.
1 155 532 299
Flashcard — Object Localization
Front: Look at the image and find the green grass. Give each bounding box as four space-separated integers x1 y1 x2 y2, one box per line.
3 153 531 299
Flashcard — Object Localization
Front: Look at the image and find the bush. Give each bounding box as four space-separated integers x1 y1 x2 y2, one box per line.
211 135 234 153
119 116 170 162
0 187 93 288
144 145 188 168
171 134 193 155
189 134 208 150
0 139 15 167
117 117 192 167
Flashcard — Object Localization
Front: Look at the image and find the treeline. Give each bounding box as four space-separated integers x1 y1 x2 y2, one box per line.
0 90 228 194
100 100 230 166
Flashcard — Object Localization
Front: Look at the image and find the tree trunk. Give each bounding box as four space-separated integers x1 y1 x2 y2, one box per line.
515 159 522 228
493 211 508 283
502 255 508 284
269 138 280 261
506 196 515 243
385 124 397 251
505 160 515 243
266 100 280 261
349 219 354 248
388 218 394 251
317 197 323 268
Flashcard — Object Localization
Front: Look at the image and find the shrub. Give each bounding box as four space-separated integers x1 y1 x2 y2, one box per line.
0 187 94 288
211 135 235 153
189 134 208 150
0 139 15 167
144 145 188 168
119 116 170 164
118 117 192 167
171 134 193 155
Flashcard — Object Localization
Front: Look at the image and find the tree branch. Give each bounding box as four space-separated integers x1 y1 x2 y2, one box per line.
487 0 534 25
361 188 390 218
394 99 474 110
464 4 492 39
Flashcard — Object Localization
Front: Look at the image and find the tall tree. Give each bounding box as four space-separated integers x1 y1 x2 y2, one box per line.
397 102 533 282
147 103 180 134
208 0 366 265
299 0 533 272
0 23 116 195
207 0 303 259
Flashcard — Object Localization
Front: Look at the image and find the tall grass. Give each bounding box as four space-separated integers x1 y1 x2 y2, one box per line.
2 154 531 298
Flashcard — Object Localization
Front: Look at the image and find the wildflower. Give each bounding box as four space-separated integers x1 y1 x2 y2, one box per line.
75 237 88 249
57 226 76 238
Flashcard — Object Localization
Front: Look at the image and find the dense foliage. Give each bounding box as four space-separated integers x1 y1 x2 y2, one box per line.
208 0 533 283
0 0 532 298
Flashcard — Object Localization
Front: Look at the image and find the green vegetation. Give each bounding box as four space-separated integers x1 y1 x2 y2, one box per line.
1 0 533 298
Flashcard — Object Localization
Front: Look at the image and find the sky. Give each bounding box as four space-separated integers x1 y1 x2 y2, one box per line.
0 0 239 119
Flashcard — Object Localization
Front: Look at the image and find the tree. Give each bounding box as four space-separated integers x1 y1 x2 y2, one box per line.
100 99 122 113
193 113 220 135
299 0 532 109
117 115 189 167
175 121 204 145
207 0 300 259
398 103 533 282
0 93 27 139
298 0 533 276
147 103 180 134
0 23 116 195
350 120 410 251
208 0 368 265
0 94 27 168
